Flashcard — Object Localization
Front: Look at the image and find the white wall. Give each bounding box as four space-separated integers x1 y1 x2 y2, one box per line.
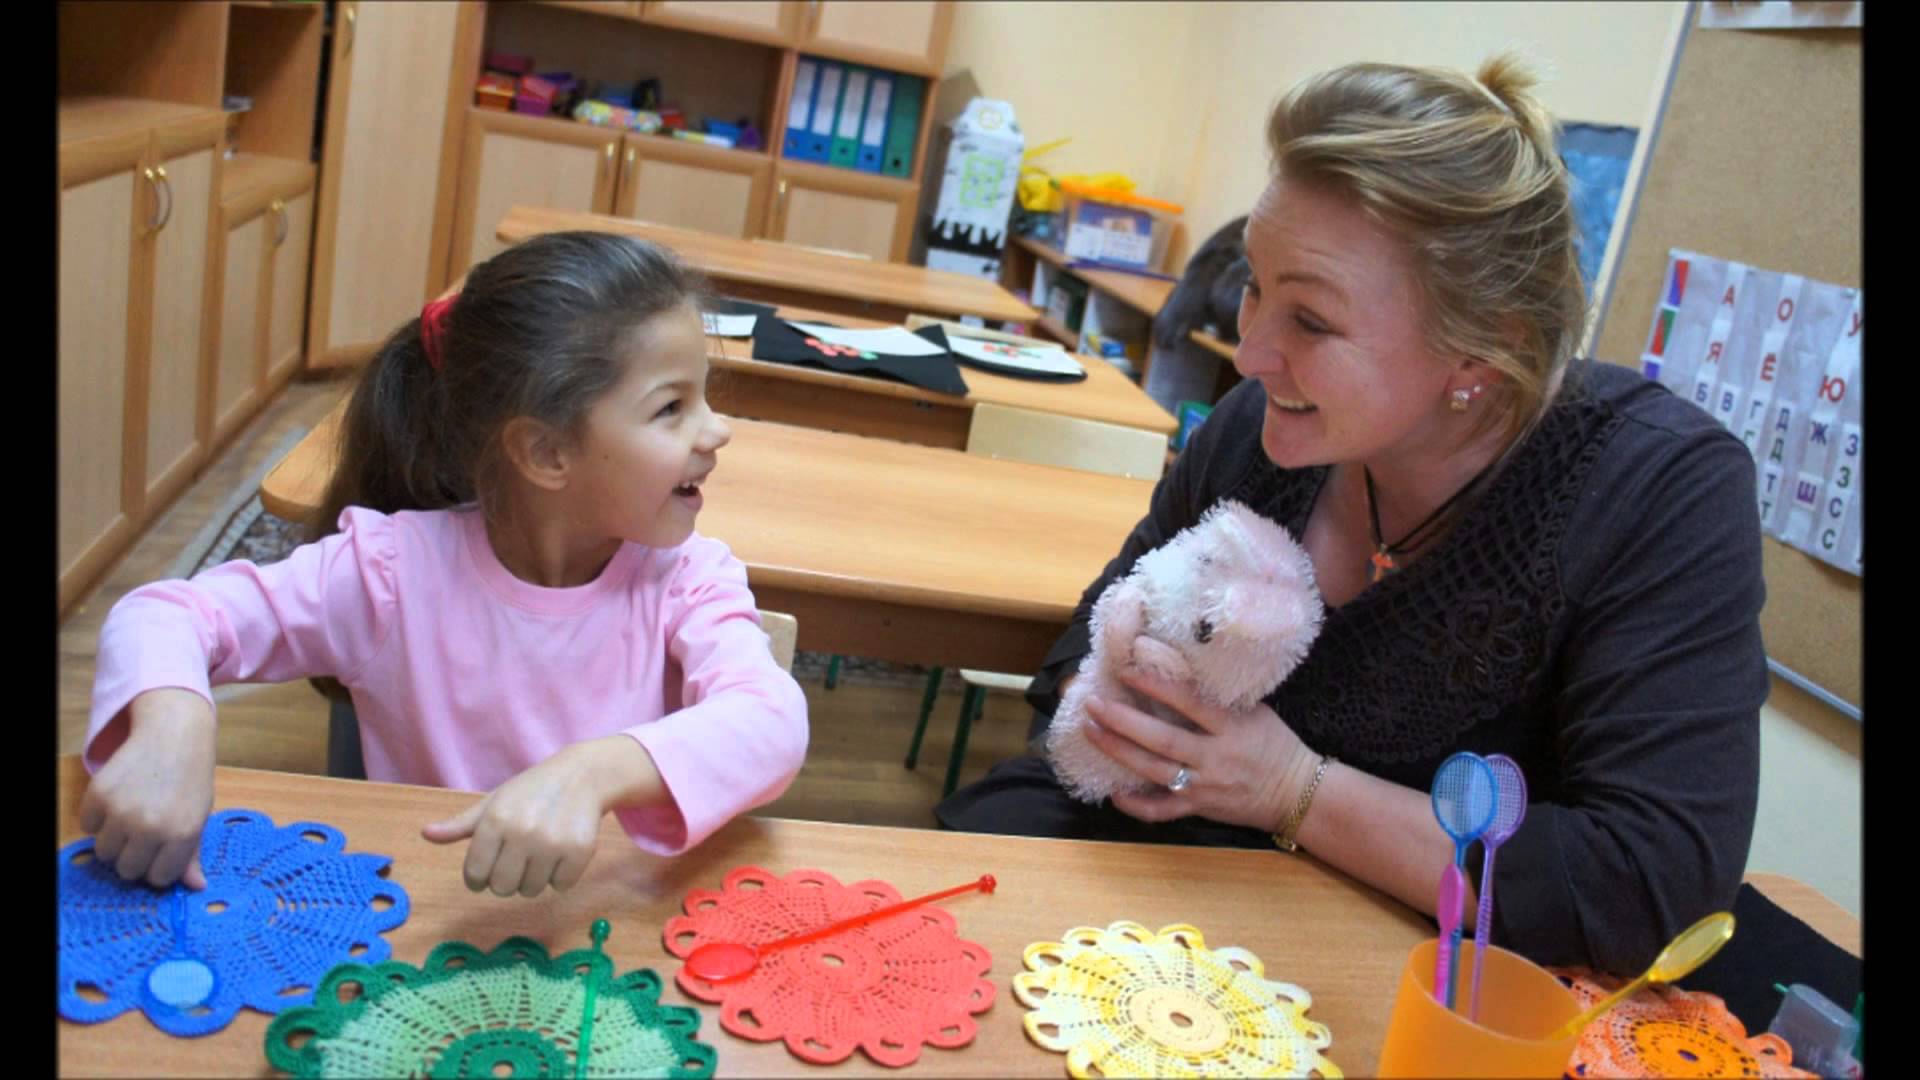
1751 681 1862 914
1150 1 1686 255
941 2 1199 194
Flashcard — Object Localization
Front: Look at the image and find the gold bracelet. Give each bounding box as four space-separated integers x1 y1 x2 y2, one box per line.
1273 755 1335 854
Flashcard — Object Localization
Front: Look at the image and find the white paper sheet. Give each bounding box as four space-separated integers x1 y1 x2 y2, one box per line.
784 321 948 357
1699 1 1860 30
948 336 1085 376
701 313 758 338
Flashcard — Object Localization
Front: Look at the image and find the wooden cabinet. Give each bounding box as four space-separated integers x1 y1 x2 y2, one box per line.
212 172 317 451
57 130 146 611
614 134 771 239
541 1 642 16
452 114 778 275
307 0 468 369
213 207 269 447
142 120 220 515
643 1 798 47
768 163 917 262
56 107 225 613
267 191 314 385
450 109 621 275
800 0 951 77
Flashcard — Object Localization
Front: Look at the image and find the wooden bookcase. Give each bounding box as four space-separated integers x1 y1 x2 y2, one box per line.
56 0 326 616
444 0 950 279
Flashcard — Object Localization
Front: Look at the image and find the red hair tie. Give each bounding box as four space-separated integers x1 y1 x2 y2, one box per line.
419 293 457 373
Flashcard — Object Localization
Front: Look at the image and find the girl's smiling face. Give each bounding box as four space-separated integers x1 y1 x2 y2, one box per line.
568 303 732 549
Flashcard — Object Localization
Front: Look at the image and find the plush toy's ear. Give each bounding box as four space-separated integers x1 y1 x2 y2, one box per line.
1202 501 1257 568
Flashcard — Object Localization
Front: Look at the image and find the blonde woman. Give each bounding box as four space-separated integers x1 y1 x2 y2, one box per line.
938 57 1766 975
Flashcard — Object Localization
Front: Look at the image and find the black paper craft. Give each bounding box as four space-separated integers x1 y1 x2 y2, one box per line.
1678 883 1862 1036
749 319 969 396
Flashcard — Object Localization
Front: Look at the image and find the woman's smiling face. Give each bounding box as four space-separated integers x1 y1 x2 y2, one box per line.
1233 176 1473 471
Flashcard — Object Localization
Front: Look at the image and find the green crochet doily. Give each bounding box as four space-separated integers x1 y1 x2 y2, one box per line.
264 920 715 1079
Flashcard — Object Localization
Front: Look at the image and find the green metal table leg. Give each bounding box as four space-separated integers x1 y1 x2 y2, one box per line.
906 667 944 768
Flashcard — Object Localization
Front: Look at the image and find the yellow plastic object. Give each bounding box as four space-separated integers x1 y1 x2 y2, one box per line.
1378 940 1582 1078
1056 178 1185 216
1545 912 1736 1041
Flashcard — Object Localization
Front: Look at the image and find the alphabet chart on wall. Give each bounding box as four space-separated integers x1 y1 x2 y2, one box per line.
1640 249 1861 576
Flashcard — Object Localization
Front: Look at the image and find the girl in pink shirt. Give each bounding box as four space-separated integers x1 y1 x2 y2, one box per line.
79 231 809 899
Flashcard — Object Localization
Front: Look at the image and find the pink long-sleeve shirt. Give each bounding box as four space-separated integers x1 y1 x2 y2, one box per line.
86 506 810 855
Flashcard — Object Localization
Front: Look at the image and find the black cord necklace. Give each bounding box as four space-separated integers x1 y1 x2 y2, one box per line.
1363 461 1499 583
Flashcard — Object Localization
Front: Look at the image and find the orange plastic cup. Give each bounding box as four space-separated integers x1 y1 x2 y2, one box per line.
1376 939 1582 1078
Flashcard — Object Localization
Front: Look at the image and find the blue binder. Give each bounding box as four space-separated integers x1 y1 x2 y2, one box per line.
784 58 819 159
856 72 892 173
802 62 844 162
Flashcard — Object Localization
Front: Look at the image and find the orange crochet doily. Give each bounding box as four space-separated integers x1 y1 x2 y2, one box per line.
662 866 996 1068
1549 969 1813 1079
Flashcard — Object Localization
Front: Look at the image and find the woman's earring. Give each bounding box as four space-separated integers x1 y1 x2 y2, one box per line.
1450 388 1473 412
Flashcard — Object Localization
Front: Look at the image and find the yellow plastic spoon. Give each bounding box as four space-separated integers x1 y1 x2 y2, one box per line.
1547 912 1736 1041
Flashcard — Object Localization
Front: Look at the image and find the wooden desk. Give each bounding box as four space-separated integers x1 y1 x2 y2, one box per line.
1190 329 1237 362
706 329 1175 451
1742 872 1861 958
263 412 1155 673
53 757 1427 1077
53 758 1865 1077
497 206 1040 326
399 291 1173 447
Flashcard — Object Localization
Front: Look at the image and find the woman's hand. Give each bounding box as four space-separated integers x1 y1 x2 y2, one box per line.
1080 638 1313 831
421 736 664 898
79 688 218 889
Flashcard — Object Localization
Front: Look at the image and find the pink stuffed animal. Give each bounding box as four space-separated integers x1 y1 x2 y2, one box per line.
1045 499 1324 803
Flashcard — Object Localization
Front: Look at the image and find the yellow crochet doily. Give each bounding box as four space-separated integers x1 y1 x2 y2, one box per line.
1013 920 1341 1079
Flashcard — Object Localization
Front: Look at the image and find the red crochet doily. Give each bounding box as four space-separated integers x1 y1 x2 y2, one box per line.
1550 968 1814 1079
663 866 996 1067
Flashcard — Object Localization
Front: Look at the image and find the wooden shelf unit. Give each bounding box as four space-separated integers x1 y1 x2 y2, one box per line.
56 1 330 617
453 1 949 266
222 1 324 162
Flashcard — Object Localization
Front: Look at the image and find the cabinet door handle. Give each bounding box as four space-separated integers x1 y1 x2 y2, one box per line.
271 199 288 247
141 168 163 234
342 4 357 56
142 165 174 234
777 178 791 232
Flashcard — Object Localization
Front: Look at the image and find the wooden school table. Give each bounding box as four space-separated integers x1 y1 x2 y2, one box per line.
261 410 1155 674
53 758 1863 1078
418 282 1174 449
703 319 1177 448
496 205 1040 326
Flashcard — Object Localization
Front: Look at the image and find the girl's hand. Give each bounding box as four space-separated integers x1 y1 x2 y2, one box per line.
78 688 217 889
1079 639 1311 832
421 736 665 898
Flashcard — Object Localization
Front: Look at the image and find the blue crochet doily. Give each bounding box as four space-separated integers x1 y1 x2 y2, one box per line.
57 807 410 1037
